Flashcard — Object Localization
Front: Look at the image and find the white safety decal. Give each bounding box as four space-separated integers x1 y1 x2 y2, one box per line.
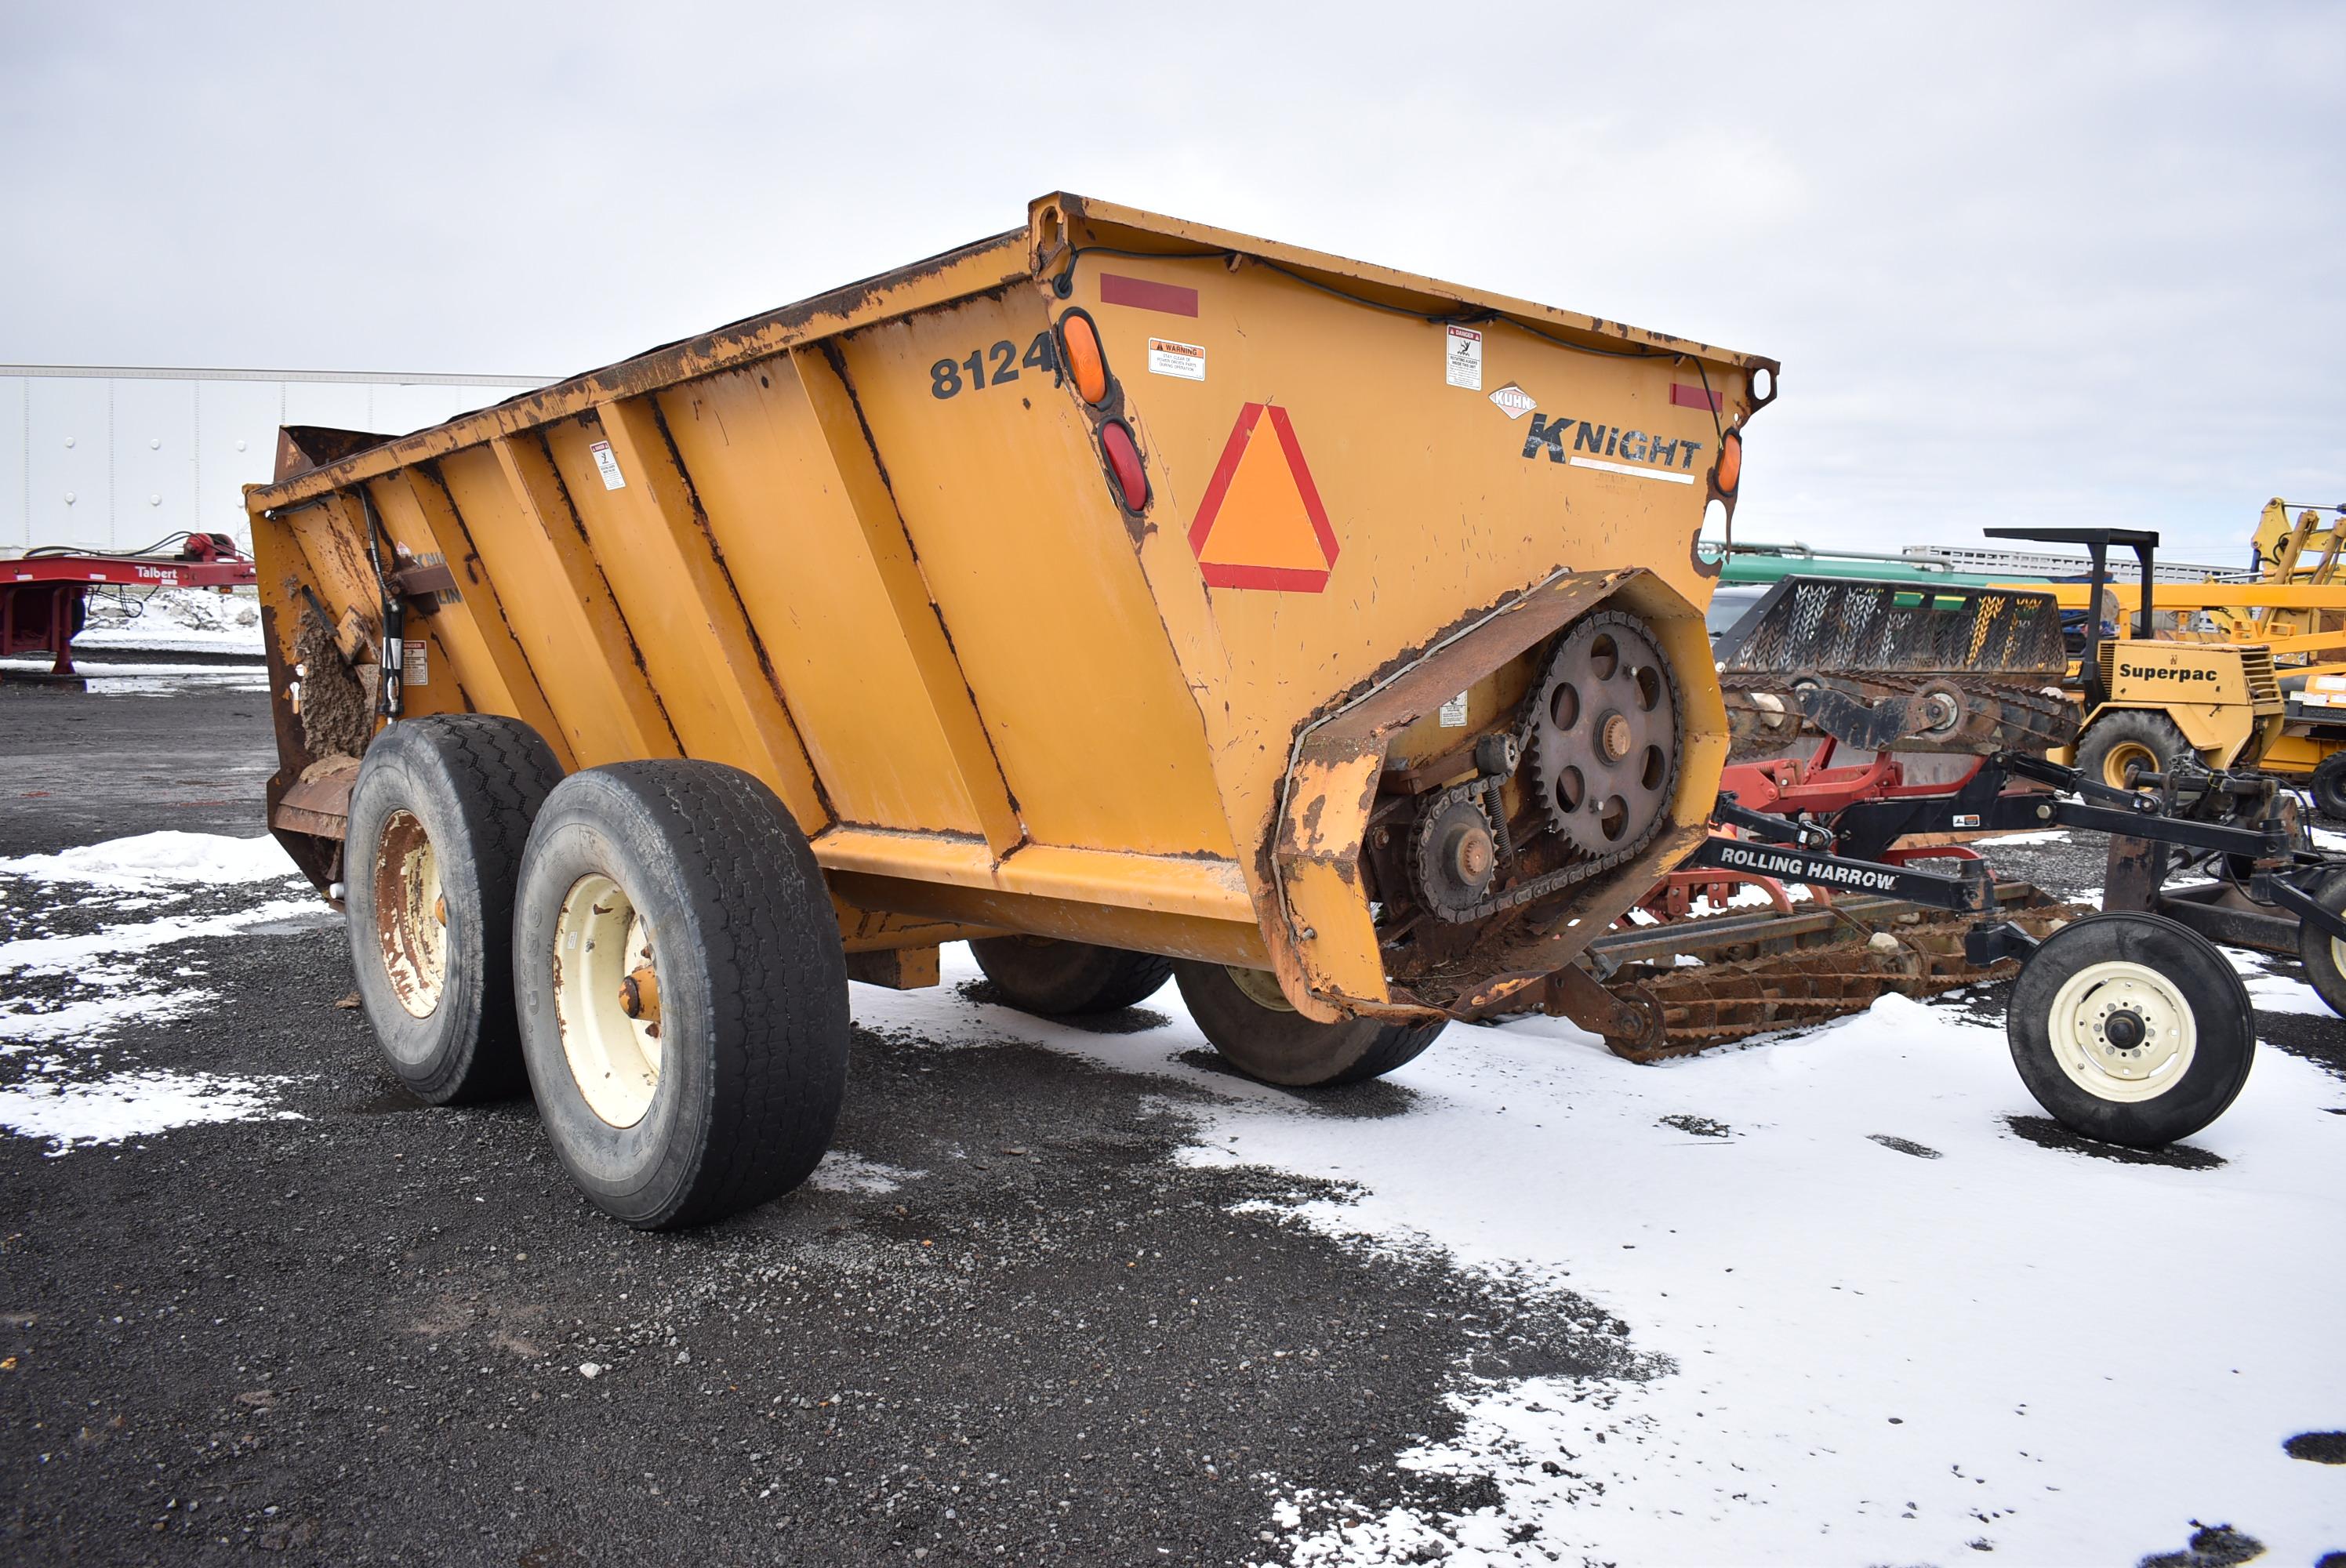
1146 338 1206 380
1444 325 1483 390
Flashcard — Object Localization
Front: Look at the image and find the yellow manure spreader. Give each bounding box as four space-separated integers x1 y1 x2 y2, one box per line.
249 193 1777 1227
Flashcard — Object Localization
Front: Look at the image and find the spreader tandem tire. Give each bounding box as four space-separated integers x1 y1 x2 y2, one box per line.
2006 913 2255 1148
345 715 563 1105
1173 960 1446 1088
2296 870 2346 1018
968 937 1172 1014
513 761 849 1230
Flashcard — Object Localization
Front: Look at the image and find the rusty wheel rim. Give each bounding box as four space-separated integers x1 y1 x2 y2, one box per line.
372 809 446 1020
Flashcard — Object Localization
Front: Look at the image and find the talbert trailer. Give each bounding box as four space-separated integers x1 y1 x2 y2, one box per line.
3 534 256 677
249 194 1771 1226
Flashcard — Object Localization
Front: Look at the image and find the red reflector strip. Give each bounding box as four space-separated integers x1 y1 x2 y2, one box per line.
1671 383 1723 411
1099 273 1200 318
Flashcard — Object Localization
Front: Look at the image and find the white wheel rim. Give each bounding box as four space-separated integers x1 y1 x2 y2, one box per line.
2046 959 2197 1103
372 809 446 1019
1226 966 1295 1014
553 873 663 1128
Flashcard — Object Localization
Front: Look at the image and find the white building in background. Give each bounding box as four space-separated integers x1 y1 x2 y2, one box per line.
2 365 554 555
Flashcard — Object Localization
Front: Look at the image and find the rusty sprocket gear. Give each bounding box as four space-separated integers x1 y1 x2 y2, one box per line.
1525 610 1683 858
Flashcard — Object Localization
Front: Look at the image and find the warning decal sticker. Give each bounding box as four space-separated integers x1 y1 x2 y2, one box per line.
1444 325 1484 390
589 440 626 490
1187 403 1340 593
1146 338 1207 380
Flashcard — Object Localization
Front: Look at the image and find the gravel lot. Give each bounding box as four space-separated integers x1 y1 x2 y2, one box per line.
2 681 2339 1566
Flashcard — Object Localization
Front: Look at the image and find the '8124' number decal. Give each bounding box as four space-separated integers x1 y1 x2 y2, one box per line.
930 331 1058 399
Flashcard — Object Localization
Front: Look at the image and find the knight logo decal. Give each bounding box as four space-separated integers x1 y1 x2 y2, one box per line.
1519 412 1703 485
1187 403 1340 592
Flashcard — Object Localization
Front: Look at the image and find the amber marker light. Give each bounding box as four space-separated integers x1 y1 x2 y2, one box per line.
1716 430 1743 495
1057 310 1110 405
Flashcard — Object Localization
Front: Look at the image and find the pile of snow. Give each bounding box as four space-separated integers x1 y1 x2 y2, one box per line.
0 830 300 892
74 586 263 657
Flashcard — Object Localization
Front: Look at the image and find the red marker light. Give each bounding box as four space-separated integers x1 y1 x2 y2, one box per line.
1099 421 1149 511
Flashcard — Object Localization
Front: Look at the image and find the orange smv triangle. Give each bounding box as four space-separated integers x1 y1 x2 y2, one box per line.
1187 403 1341 591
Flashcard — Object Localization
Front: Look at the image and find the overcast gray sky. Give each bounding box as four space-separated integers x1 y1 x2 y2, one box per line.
5 1 2339 561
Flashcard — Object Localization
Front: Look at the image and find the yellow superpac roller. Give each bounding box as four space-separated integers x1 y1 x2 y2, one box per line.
249 194 1774 1227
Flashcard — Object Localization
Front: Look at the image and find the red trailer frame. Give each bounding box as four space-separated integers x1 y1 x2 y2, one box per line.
2 536 257 676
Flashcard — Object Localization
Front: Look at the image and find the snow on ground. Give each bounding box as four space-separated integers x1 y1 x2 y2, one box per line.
0 897 325 971
0 658 269 693
806 1150 928 1195
0 831 315 1150
1974 827 2072 847
0 829 300 891
2241 964 2334 1016
0 1069 301 1152
852 948 2346 1566
77 670 271 695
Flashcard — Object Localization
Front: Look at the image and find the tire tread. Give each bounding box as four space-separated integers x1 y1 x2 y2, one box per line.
521 761 847 1229
349 715 561 1103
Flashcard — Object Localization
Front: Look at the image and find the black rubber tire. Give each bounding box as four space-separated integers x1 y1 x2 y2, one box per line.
345 715 562 1105
513 760 848 1230
968 937 1172 1014
2296 870 2346 1019
2006 913 2255 1148
2310 751 2346 822
1172 960 1445 1087
2073 710 2199 793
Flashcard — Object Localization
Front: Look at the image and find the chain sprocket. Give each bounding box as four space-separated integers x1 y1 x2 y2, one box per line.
1410 786 1502 922
1526 610 1684 859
